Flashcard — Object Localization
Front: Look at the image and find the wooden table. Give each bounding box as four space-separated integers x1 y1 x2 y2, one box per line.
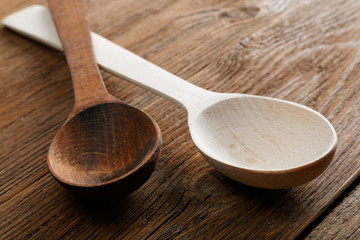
1 0 359 239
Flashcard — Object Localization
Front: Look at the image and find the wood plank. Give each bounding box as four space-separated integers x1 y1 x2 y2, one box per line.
1 0 359 239
306 179 360 239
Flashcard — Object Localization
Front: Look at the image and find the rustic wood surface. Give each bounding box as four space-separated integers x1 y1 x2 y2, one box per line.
306 181 360 239
0 0 359 239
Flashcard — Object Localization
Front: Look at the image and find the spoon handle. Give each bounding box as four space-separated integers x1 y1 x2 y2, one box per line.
47 0 114 112
3 5 220 114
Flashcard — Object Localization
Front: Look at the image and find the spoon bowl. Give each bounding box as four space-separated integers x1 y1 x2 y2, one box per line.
190 95 337 188
48 102 161 195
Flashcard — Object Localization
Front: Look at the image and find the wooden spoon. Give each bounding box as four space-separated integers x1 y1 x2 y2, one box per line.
46 0 161 196
3 5 337 189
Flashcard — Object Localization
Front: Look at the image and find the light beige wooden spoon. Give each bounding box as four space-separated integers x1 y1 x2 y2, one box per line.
3 5 337 189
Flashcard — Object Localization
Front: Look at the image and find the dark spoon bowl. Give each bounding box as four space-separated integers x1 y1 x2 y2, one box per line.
48 102 161 197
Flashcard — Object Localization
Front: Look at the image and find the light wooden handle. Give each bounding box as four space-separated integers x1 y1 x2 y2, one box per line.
47 0 112 110
3 5 215 113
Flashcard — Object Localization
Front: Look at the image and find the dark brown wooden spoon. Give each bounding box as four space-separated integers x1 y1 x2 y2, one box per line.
47 0 161 197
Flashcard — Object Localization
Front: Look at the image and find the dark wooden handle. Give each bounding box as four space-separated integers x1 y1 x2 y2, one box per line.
48 0 114 111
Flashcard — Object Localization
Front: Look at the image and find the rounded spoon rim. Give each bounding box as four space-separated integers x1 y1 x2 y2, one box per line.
189 95 338 173
198 144 337 174
47 102 162 188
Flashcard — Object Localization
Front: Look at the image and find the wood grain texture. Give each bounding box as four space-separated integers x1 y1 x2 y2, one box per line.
48 0 114 112
0 0 359 239
306 178 360 239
